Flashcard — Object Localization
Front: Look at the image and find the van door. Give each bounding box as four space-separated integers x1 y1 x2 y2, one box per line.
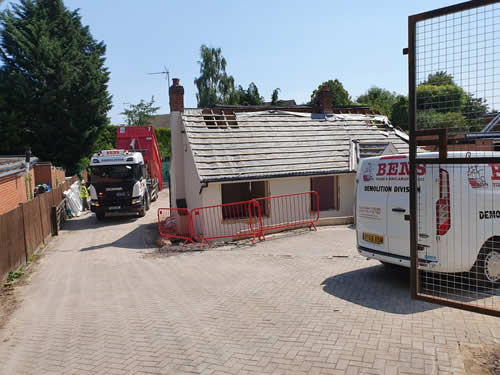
382 156 411 257
356 158 389 253
416 163 435 260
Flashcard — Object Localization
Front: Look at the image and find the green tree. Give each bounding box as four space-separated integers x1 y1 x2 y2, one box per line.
121 97 160 126
310 79 352 107
415 71 488 132
0 0 112 174
416 110 468 132
271 88 280 105
465 93 488 132
93 124 117 151
194 45 236 107
234 82 264 106
154 128 171 161
390 95 409 131
416 83 466 113
356 87 398 116
423 71 455 86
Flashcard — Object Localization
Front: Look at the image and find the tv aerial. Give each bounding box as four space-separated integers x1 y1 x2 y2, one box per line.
147 66 170 97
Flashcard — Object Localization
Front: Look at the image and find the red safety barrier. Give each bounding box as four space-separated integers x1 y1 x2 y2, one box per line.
158 208 194 245
158 191 320 248
191 200 261 247
253 191 320 237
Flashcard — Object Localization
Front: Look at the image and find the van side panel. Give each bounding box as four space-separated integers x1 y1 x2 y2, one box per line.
427 163 499 273
356 152 500 274
356 158 389 253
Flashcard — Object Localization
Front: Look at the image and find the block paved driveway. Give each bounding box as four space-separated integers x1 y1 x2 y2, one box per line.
0 191 499 375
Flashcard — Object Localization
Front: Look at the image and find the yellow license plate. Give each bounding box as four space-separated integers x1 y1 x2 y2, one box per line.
363 232 384 245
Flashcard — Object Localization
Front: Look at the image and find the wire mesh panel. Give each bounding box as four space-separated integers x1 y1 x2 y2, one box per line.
409 1 500 316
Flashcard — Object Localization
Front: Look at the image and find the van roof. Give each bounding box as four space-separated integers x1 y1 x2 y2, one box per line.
361 151 500 162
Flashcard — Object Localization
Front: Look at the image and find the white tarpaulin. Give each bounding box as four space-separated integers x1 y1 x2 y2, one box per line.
64 181 82 217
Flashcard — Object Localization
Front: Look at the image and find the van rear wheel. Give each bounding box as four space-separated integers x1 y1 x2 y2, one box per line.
470 240 500 288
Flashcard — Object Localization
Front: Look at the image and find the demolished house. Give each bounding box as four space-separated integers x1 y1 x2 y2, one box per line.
168 79 409 228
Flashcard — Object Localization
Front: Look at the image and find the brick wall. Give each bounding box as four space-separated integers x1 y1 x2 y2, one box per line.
34 162 66 188
34 162 52 187
169 78 184 112
0 169 35 215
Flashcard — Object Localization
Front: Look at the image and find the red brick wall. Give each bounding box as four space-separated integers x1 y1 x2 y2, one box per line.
34 163 66 188
34 163 52 187
0 169 35 215
169 79 184 112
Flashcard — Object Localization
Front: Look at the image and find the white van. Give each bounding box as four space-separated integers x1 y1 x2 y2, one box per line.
356 151 500 285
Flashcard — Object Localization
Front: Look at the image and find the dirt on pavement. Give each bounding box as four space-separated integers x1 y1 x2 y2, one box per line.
0 252 43 330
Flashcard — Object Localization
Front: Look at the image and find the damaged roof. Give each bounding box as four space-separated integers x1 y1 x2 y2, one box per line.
182 109 409 183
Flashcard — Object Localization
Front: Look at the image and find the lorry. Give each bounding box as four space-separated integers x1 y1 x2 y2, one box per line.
88 126 163 220
355 151 500 286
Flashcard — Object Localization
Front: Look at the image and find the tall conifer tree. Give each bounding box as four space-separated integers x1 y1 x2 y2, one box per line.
0 0 112 173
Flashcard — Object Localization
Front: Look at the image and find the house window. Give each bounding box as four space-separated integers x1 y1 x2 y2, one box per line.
311 176 339 211
221 181 268 219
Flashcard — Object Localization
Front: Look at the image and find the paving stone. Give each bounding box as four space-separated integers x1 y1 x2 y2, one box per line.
0 194 499 374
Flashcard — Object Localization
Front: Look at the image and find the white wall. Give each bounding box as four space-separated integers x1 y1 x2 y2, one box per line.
193 174 356 240
190 183 223 240
338 173 356 217
183 141 202 211
169 112 185 207
201 183 221 207
269 175 355 219
269 177 309 197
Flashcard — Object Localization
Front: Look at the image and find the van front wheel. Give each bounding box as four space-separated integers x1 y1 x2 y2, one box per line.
471 240 500 287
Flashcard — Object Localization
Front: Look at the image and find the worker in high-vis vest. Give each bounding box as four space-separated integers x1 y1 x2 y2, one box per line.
80 180 89 211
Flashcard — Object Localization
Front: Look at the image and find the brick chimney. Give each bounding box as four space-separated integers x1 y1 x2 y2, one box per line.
169 78 184 112
318 84 333 113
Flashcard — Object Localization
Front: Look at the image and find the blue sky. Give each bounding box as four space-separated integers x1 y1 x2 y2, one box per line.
2 0 459 124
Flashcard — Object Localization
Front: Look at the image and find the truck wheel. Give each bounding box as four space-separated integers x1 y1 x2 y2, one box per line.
145 192 151 211
138 197 146 217
471 239 500 288
96 211 105 220
151 190 158 202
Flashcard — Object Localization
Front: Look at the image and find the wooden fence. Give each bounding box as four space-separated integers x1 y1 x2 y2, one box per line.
0 176 78 280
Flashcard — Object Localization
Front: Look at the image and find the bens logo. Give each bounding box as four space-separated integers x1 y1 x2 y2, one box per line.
375 162 426 176
468 165 488 188
362 162 374 182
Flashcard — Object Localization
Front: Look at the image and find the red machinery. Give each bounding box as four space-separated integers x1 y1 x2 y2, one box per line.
116 126 163 189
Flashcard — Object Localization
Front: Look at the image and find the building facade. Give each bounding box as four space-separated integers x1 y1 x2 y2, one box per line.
168 79 409 234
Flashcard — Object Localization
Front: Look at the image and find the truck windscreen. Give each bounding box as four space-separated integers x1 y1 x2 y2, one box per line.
90 165 141 183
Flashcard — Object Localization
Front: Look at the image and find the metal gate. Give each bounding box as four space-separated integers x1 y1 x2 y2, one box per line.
409 0 500 316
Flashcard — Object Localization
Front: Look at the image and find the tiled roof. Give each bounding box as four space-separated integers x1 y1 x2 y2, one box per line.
182 109 409 183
